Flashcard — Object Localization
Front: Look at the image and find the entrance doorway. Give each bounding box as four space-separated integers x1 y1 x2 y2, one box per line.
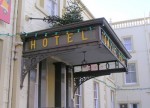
28 58 72 108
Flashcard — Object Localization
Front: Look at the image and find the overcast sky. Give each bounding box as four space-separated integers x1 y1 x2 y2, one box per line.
81 0 150 22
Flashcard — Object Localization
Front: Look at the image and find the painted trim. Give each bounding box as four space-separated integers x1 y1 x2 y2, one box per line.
121 35 135 53
35 0 60 16
123 61 139 86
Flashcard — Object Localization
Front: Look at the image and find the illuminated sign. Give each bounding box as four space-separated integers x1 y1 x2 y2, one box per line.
0 0 11 23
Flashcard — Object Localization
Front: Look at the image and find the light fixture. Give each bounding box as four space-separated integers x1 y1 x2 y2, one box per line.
82 51 87 65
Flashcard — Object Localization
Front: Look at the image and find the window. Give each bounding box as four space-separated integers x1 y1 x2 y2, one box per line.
75 86 82 108
120 104 128 108
111 91 115 108
37 0 58 16
130 103 139 108
125 63 137 84
28 60 47 108
94 82 99 108
123 37 132 52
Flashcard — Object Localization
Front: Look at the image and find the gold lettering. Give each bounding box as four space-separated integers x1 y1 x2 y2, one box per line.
67 33 73 43
81 31 88 41
55 36 60 45
42 38 48 47
30 40 36 49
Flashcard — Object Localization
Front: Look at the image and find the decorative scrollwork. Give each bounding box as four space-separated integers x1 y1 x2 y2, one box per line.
20 53 51 88
74 76 94 94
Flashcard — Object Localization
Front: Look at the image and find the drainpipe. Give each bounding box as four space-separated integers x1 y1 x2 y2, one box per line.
7 0 19 108
144 17 150 78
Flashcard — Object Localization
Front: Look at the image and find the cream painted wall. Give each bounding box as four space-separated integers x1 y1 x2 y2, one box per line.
0 0 17 107
112 20 150 108
82 76 116 108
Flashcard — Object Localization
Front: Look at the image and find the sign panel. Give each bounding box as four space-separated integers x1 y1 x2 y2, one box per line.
24 29 99 52
0 0 11 23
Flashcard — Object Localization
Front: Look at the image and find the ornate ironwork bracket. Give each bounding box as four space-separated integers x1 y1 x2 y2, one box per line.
20 53 51 89
73 61 127 94
73 76 95 94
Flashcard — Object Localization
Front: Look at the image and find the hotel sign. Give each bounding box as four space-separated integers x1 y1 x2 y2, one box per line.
24 28 99 52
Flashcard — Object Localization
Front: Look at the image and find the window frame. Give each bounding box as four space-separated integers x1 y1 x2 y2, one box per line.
119 103 140 108
93 81 99 108
124 62 138 85
119 103 128 108
122 36 134 53
36 0 59 16
111 90 115 108
75 85 83 108
129 103 139 108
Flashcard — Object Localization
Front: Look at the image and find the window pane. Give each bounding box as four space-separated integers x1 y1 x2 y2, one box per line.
133 104 137 108
126 73 131 83
131 103 138 108
75 86 82 108
94 82 99 108
44 0 57 16
123 37 132 51
126 63 137 83
120 104 128 108
128 64 135 71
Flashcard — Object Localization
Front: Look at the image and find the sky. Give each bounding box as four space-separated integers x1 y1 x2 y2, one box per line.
81 0 150 22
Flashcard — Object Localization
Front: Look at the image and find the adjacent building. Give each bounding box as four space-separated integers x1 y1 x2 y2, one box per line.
112 17 150 108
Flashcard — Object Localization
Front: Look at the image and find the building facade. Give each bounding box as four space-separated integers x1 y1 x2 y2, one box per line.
0 0 95 108
0 0 132 108
112 17 150 108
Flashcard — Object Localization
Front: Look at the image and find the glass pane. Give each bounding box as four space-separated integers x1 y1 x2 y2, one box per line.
126 63 136 83
94 100 97 108
94 91 97 98
123 37 132 51
133 104 137 108
51 0 55 15
78 86 80 94
76 105 79 108
126 73 130 83
130 72 137 82
128 64 135 71
120 104 128 108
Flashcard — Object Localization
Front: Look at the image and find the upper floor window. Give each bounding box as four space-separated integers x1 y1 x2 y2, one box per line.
94 82 99 108
75 86 82 108
125 63 137 84
37 0 58 16
123 37 132 52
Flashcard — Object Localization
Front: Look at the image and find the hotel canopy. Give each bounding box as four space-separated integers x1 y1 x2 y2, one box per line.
21 18 131 92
